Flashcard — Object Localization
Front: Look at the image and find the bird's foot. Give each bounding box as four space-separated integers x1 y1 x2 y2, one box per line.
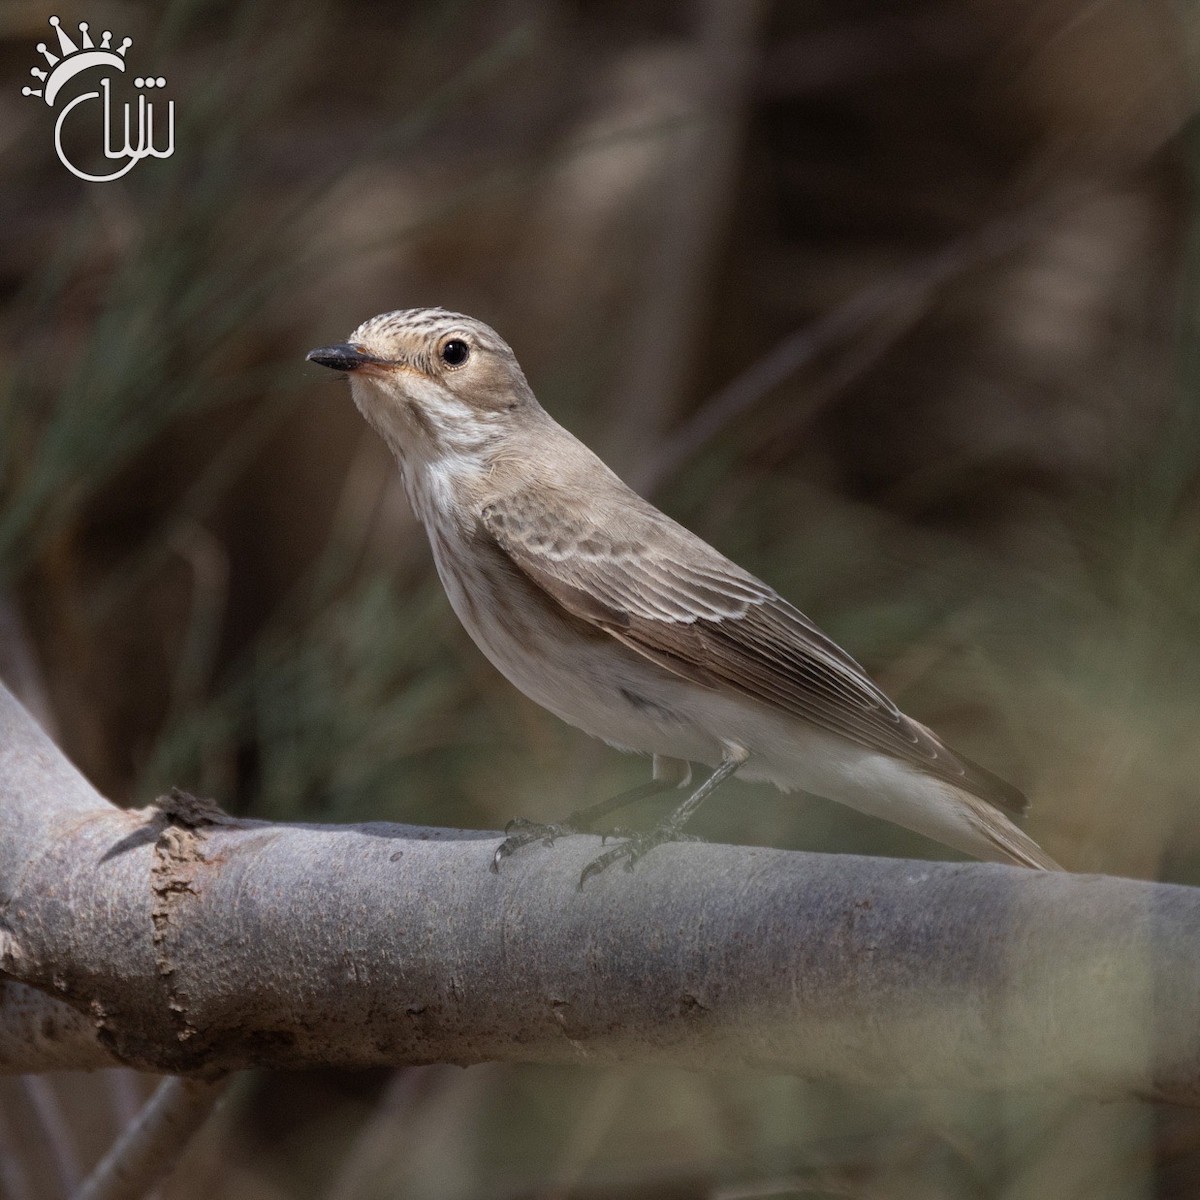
490 817 585 873
490 778 680 874
578 825 701 888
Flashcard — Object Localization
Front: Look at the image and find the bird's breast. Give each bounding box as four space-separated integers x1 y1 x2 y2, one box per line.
417 511 722 765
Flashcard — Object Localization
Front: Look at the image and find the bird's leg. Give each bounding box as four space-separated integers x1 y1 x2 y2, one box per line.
578 745 748 887
490 757 690 873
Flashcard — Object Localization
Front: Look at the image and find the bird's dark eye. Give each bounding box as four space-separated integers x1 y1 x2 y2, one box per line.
440 338 470 367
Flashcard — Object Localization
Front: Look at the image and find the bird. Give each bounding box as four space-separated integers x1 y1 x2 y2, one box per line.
307 308 1061 880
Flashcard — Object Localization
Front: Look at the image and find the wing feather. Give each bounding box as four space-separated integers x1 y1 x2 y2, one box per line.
479 492 1026 816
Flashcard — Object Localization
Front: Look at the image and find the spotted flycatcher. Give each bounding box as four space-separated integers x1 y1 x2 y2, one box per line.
308 308 1059 879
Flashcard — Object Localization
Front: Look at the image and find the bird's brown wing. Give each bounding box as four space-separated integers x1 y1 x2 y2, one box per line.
479 489 1027 817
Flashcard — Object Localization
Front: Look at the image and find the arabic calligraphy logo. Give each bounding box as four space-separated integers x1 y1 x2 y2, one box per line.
21 15 175 182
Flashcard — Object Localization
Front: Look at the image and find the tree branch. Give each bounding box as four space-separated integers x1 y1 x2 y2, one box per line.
74 1075 230 1200
2 680 1199 1104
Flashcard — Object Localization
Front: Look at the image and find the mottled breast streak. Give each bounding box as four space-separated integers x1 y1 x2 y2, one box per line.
429 514 601 668
409 467 692 756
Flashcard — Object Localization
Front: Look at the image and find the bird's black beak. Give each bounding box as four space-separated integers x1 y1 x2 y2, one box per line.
306 343 373 372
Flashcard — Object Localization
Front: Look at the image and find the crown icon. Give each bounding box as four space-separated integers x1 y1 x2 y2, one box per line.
22 16 131 107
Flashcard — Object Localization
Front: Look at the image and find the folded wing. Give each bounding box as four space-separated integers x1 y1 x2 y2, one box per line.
480 489 1027 817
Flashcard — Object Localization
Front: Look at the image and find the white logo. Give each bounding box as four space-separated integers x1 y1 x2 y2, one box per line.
22 15 175 182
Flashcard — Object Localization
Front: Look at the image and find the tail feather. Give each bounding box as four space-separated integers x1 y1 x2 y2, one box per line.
953 748 1029 817
961 792 1063 871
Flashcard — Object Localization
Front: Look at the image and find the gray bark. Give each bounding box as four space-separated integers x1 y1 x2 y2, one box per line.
2 679 1199 1104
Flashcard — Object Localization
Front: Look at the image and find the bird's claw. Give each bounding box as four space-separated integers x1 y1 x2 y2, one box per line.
491 819 579 873
503 816 541 834
577 827 700 888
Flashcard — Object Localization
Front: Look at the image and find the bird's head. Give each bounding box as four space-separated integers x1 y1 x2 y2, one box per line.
307 308 538 461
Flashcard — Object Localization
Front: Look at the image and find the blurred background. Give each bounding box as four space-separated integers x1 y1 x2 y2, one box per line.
1 0 1199 1195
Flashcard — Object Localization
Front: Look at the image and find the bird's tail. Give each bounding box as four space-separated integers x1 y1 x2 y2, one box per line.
959 789 1063 871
